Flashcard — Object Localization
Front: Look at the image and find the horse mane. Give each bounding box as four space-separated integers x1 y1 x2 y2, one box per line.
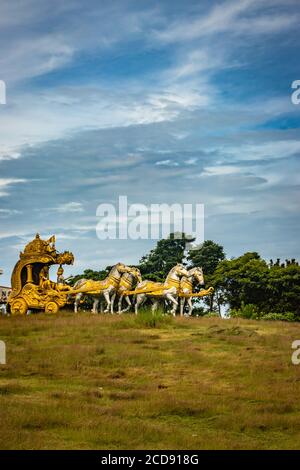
74 278 88 289
108 264 119 275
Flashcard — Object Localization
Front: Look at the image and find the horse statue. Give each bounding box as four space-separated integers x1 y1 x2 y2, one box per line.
110 267 142 314
132 264 189 316
179 267 204 316
179 266 214 316
71 263 133 314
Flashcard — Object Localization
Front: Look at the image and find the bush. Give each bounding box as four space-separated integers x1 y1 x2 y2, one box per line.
261 312 297 322
115 308 174 329
229 304 298 322
190 306 207 317
230 303 259 320
204 311 220 318
135 309 173 328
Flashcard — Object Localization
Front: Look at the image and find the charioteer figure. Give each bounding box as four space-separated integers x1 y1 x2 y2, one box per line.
7 234 74 315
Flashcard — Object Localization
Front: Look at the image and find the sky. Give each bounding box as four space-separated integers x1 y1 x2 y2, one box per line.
0 0 300 285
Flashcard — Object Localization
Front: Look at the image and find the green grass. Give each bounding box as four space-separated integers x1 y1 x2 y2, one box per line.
0 311 300 449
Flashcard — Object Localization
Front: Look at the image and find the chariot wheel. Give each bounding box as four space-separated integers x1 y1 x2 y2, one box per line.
10 298 28 316
45 301 59 314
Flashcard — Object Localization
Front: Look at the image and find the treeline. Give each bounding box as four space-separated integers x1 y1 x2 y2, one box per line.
69 233 300 321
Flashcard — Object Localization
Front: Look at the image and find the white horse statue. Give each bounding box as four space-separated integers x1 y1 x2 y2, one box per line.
72 263 133 314
133 264 189 316
179 267 205 316
110 267 142 314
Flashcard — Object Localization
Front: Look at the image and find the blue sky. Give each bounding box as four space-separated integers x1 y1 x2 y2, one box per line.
0 0 300 285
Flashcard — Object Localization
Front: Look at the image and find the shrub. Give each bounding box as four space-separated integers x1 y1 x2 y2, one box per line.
204 311 220 318
261 312 297 322
229 304 298 322
230 303 259 320
135 309 173 328
115 308 174 329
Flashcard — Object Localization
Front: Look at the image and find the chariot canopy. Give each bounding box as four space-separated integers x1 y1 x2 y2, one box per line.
8 233 74 315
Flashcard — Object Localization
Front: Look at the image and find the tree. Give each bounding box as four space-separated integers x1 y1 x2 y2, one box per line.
187 240 225 275
267 261 300 317
188 240 225 314
67 268 109 287
213 252 269 311
139 233 194 281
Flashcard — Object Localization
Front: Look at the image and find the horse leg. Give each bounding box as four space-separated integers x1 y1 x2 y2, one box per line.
74 295 78 313
187 298 193 316
74 293 81 313
151 299 158 314
135 294 144 315
180 297 185 316
166 293 178 317
103 291 111 313
92 298 99 314
118 295 123 314
122 295 131 313
110 292 116 314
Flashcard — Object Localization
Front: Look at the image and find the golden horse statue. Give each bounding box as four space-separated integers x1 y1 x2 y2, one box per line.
179 267 214 316
71 263 136 313
111 267 142 314
127 264 189 316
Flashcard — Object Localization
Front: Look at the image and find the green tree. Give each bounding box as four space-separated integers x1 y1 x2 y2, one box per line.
139 233 194 281
188 240 225 274
213 252 270 312
67 268 109 287
188 240 225 314
266 261 300 317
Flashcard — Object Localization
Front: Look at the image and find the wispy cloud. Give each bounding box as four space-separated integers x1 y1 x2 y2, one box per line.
200 165 245 177
155 159 179 167
154 0 299 43
52 202 84 213
0 178 27 197
0 0 299 284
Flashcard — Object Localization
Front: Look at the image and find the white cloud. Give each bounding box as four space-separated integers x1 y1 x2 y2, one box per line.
0 208 21 216
155 159 179 167
53 202 84 213
0 178 27 196
0 35 74 82
225 140 300 161
154 0 299 44
200 165 244 176
0 0 299 285
0 149 21 161
0 79 213 163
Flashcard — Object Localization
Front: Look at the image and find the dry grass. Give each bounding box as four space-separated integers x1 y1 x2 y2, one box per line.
0 311 300 449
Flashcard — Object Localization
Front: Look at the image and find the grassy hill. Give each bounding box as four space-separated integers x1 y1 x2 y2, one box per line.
0 312 300 450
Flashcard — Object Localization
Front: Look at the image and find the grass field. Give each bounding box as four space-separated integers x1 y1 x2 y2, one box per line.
0 311 300 450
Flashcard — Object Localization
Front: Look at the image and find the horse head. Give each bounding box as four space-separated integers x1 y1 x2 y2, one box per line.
173 263 189 278
115 262 131 274
187 267 205 286
130 267 142 283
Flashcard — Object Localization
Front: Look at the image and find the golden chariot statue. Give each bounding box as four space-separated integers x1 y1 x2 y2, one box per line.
8 234 74 315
